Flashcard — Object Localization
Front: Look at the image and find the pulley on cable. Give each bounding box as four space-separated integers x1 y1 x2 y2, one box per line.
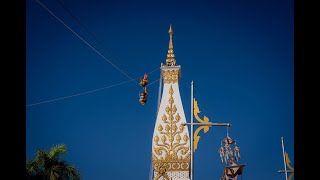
139 73 149 105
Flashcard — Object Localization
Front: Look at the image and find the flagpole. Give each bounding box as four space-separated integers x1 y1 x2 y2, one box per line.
281 137 288 180
190 80 194 180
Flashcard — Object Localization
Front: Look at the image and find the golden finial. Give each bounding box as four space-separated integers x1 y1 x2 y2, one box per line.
166 24 176 66
168 24 173 49
169 24 173 33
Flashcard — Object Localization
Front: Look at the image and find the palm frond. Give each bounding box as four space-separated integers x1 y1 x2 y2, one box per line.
65 165 81 180
49 144 67 159
27 144 80 179
26 160 37 174
26 159 46 179
35 150 49 165
50 165 62 180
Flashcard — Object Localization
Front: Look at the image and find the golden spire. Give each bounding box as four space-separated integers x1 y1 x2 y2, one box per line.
168 25 173 49
166 24 176 66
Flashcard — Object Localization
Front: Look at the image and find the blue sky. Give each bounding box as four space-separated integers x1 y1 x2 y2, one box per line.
26 0 294 179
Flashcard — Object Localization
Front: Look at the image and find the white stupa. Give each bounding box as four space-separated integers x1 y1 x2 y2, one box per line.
152 25 191 180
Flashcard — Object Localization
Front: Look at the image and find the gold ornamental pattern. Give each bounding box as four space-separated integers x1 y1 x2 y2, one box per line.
162 70 179 84
152 85 190 173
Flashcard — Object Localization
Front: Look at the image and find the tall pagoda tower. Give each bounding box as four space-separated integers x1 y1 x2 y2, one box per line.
152 25 191 180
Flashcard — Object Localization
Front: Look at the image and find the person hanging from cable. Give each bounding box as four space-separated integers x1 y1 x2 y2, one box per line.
140 73 149 87
139 87 148 105
139 73 149 105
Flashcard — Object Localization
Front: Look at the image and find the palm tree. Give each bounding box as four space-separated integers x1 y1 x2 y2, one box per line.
26 144 80 180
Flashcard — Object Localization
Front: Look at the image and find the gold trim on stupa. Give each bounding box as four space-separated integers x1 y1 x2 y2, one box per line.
152 85 190 174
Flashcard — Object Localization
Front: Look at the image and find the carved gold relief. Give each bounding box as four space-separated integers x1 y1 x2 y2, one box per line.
152 153 190 172
193 98 210 152
285 152 294 180
153 163 170 180
152 85 190 176
162 70 179 84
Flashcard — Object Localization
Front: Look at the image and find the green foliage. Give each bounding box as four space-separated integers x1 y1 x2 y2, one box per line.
26 144 80 180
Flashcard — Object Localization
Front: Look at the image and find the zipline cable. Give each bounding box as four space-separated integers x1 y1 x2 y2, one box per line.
35 0 139 84
54 0 135 80
26 68 159 107
31 0 160 107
